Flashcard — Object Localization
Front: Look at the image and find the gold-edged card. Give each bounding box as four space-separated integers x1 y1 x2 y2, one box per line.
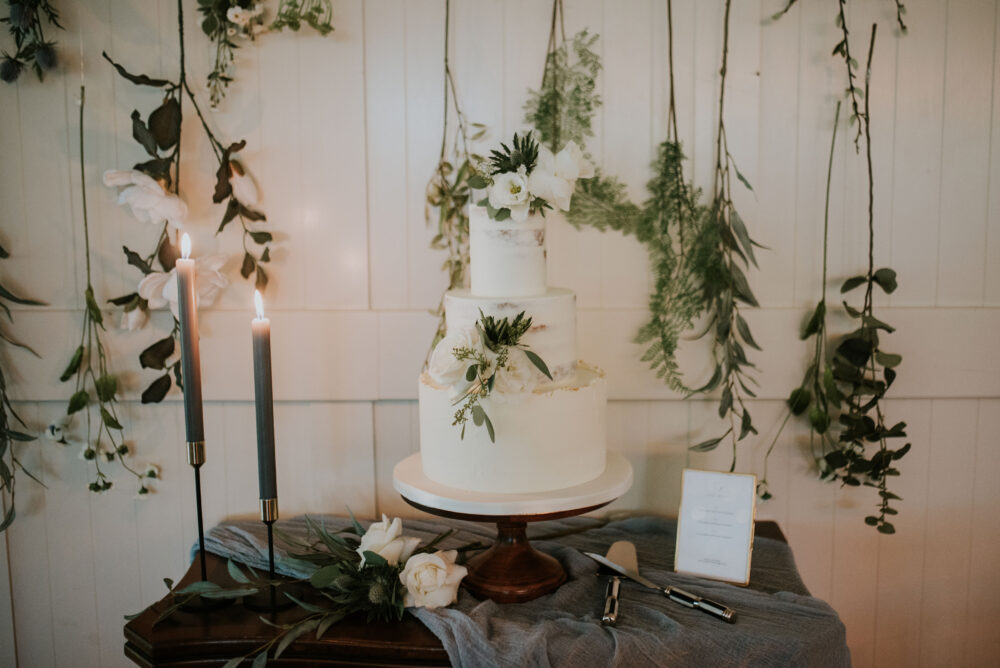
674 468 757 586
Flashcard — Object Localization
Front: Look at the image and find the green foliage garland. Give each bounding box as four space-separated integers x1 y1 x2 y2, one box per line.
425 0 485 357
59 87 152 497
0 240 46 531
103 0 273 405
0 0 62 83
198 0 334 108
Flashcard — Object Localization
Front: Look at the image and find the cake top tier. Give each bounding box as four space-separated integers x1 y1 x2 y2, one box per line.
468 133 594 298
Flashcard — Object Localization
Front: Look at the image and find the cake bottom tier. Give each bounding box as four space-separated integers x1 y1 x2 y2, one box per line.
418 362 607 494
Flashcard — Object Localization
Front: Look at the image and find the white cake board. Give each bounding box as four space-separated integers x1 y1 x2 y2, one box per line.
392 452 633 517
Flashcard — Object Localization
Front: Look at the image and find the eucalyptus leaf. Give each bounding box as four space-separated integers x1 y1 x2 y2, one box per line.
67 389 89 415
131 110 159 158
85 286 104 327
140 336 175 370
483 411 495 442
95 374 117 402
141 374 171 404
873 268 897 294
788 387 811 415
875 351 902 368
148 97 181 150
60 345 84 382
840 276 867 293
123 246 152 275
102 52 171 87
275 619 320 660
523 349 553 380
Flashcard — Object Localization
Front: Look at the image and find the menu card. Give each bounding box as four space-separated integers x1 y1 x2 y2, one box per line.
674 468 756 585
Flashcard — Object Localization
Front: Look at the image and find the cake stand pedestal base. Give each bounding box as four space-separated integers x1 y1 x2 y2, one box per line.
393 453 633 603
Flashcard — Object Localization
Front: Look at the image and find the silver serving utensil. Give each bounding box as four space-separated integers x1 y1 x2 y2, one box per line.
586 542 737 624
599 542 635 626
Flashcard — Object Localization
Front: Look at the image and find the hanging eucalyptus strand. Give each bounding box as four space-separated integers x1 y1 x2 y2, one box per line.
425 0 486 360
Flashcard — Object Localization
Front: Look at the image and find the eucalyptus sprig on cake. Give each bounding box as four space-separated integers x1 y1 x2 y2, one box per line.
470 132 594 222
427 311 553 443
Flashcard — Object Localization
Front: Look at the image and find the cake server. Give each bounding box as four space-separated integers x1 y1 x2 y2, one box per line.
585 542 737 624
598 541 632 626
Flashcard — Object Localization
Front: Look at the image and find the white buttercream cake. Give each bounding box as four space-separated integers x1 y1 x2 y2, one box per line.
418 205 608 494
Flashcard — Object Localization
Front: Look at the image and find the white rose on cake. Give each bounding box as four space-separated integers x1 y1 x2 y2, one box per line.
399 549 467 609
356 514 421 567
527 141 594 212
488 165 531 221
493 348 539 397
428 327 480 388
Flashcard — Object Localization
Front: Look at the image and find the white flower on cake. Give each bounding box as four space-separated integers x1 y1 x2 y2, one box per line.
448 310 552 442
472 133 595 221
103 169 188 231
356 514 421 567
138 254 229 319
527 141 595 212
399 549 467 609
428 327 481 387
487 166 531 221
493 348 539 396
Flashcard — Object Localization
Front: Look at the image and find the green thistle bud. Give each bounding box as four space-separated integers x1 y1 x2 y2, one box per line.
368 581 386 605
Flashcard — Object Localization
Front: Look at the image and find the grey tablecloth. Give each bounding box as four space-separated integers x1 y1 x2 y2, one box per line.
202 515 850 667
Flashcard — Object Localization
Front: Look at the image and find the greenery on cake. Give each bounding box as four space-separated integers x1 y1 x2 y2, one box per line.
428 311 552 444
468 132 593 222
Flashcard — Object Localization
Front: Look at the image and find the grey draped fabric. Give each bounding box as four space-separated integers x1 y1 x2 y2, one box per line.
201 515 850 668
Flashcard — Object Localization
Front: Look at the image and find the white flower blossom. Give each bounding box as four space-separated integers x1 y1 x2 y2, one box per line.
356 515 421 567
526 141 594 212
488 165 531 221
227 7 249 25
229 160 258 207
137 254 229 319
103 170 188 231
493 348 539 396
427 327 480 388
143 463 161 480
399 550 467 610
43 415 71 443
120 306 149 331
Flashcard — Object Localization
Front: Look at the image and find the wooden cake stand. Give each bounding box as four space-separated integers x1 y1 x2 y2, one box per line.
392 452 633 603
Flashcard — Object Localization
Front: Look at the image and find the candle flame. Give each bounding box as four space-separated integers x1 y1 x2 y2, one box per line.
181 233 192 259
254 290 265 319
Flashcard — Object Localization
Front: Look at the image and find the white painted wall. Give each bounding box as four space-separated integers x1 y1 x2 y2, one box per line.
1 0 998 666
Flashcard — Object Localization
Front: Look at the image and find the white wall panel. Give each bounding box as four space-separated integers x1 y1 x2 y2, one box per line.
1 1 999 666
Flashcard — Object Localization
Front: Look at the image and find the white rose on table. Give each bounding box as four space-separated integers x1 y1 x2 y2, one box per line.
487 165 531 221
399 549 468 610
527 141 594 212
356 514 421 567
428 327 480 388
103 169 188 231
493 348 539 396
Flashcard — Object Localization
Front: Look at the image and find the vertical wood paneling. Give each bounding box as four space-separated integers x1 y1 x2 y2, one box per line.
919 399 978 667
968 399 1000 665
888 0 947 307
936 0 996 306
365 0 409 309
986 6 1000 306
873 399 931 667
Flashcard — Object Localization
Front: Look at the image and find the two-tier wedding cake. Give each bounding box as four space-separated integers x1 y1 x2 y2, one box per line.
418 134 607 494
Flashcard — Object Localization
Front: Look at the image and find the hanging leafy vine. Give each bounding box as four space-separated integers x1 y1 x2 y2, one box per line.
197 0 334 108
0 0 62 84
425 0 486 358
58 87 156 498
0 241 45 531
101 0 274 405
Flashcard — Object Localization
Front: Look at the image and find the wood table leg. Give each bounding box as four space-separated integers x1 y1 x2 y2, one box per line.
462 519 566 604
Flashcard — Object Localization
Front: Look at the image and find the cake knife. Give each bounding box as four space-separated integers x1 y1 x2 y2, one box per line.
585 542 737 624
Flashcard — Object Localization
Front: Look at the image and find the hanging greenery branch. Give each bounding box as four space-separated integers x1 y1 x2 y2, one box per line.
685 0 764 470
198 0 334 108
101 0 276 405
425 0 486 359
823 26 908 533
0 0 62 84
56 87 159 499
0 238 46 531
771 0 908 151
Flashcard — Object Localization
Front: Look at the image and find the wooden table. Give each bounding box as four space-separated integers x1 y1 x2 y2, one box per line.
124 521 787 667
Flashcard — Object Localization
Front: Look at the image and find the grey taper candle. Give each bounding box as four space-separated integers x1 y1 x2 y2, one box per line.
252 290 277 500
176 234 204 444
